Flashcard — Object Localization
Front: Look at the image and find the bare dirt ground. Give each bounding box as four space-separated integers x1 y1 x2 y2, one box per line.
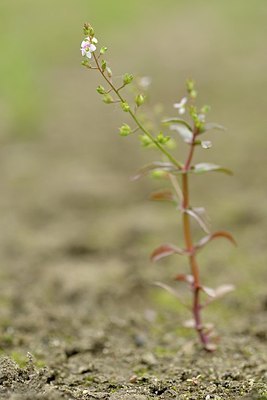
0 71 266 399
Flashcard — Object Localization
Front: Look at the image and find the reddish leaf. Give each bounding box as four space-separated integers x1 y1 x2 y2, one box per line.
149 189 175 202
151 244 187 262
174 274 194 284
196 231 237 250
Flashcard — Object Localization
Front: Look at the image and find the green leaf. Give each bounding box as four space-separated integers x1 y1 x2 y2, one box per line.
169 124 193 144
204 122 226 132
162 118 192 131
191 163 233 175
132 161 179 181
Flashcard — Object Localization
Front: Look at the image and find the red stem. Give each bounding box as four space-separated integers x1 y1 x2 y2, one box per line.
181 132 211 350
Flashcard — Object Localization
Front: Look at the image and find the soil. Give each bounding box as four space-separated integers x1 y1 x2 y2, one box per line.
0 82 266 399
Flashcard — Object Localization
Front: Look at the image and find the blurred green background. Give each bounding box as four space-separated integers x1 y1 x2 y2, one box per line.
0 0 266 320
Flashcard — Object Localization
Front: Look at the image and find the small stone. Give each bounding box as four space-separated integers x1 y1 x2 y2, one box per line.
134 334 146 347
144 309 157 322
129 374 138 383
141 352 157 366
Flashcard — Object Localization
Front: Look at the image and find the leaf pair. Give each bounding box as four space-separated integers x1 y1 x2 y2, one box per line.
133 161 232 181
150 231 236 263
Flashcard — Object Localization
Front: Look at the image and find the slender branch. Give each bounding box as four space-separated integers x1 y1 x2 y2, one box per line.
92 53 183 170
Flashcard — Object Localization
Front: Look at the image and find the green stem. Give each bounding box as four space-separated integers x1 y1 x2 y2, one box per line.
92 53 183 170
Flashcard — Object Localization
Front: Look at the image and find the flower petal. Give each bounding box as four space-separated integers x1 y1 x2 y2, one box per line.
89 43 96 52
180 97 187 105
81 39 90 48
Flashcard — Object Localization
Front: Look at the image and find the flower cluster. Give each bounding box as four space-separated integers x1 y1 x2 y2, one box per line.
174 96 187 115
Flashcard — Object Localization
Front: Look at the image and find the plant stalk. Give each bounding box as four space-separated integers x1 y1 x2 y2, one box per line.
92 51 211 349
181 138 211 350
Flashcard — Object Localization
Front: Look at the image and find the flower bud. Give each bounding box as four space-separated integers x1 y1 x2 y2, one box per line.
96 85 106 94
106 67 112 78
123 73 134 85
186 79 195 92
101 60 107 72
83 23 94 37
121 102 130 112
151 170 167 179
139 135 153 147
81 60 89 67
135 94 145 107
190 89 197 99
100 47 108 55
201 104 211 114
119 124 131 136
156 132 170 145
103 94 113 104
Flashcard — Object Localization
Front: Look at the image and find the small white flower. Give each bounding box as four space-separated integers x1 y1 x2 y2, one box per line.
81 36 98 59
174 97 188 115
